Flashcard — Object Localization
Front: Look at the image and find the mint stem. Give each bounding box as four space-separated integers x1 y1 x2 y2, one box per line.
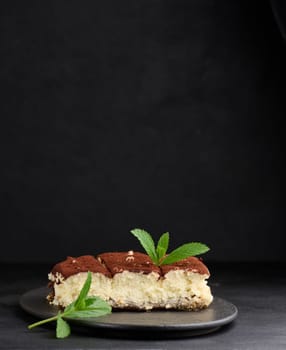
28 315 59 329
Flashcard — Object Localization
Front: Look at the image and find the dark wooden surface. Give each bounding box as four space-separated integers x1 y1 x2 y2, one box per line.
1 263 286 349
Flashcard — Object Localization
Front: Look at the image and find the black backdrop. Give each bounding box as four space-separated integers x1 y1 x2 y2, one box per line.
1 1 286 263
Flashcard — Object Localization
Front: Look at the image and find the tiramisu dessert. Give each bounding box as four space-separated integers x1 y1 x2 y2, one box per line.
48 251 213 311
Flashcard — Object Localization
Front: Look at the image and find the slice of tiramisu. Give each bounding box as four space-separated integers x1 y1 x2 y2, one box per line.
48 251 213 310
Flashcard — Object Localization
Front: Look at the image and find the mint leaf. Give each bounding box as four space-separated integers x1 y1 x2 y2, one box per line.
130 228 158 264
156 232 169 262
63 301 76 314
131 228 210 266
56 314 70 338
67 308 110 318
28 271 111 339
160 242 210 265
73 271 92 309
67 297 111 318
85 296 112 312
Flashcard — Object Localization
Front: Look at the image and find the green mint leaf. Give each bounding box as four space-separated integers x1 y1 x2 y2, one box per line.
28 271 112 339
73 271 92 309
160 242 210 265
156 232 169 262
67 308 110 318
63 301 76 314
67 297 111 318
56 314 71 338
85 296 112 312
130 228 158 264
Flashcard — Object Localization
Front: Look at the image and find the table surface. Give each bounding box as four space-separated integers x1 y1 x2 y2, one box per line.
1 262 286 350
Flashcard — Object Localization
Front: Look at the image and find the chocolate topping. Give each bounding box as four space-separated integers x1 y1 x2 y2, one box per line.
98 251 161 276
50 253 210 280
161 256 210 276
51 255 111 279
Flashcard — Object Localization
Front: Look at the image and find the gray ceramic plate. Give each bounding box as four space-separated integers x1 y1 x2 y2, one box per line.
20 287 238 338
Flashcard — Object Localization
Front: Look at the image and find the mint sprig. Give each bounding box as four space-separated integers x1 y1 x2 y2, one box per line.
130 228 159 264
28 271 111 338
131 228 209 266
160 242 209 265
156 232 169 263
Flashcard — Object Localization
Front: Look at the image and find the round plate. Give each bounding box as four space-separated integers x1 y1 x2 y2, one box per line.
20 287 238 338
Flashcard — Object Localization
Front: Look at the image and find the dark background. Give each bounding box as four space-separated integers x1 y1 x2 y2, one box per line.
1 0 286 263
